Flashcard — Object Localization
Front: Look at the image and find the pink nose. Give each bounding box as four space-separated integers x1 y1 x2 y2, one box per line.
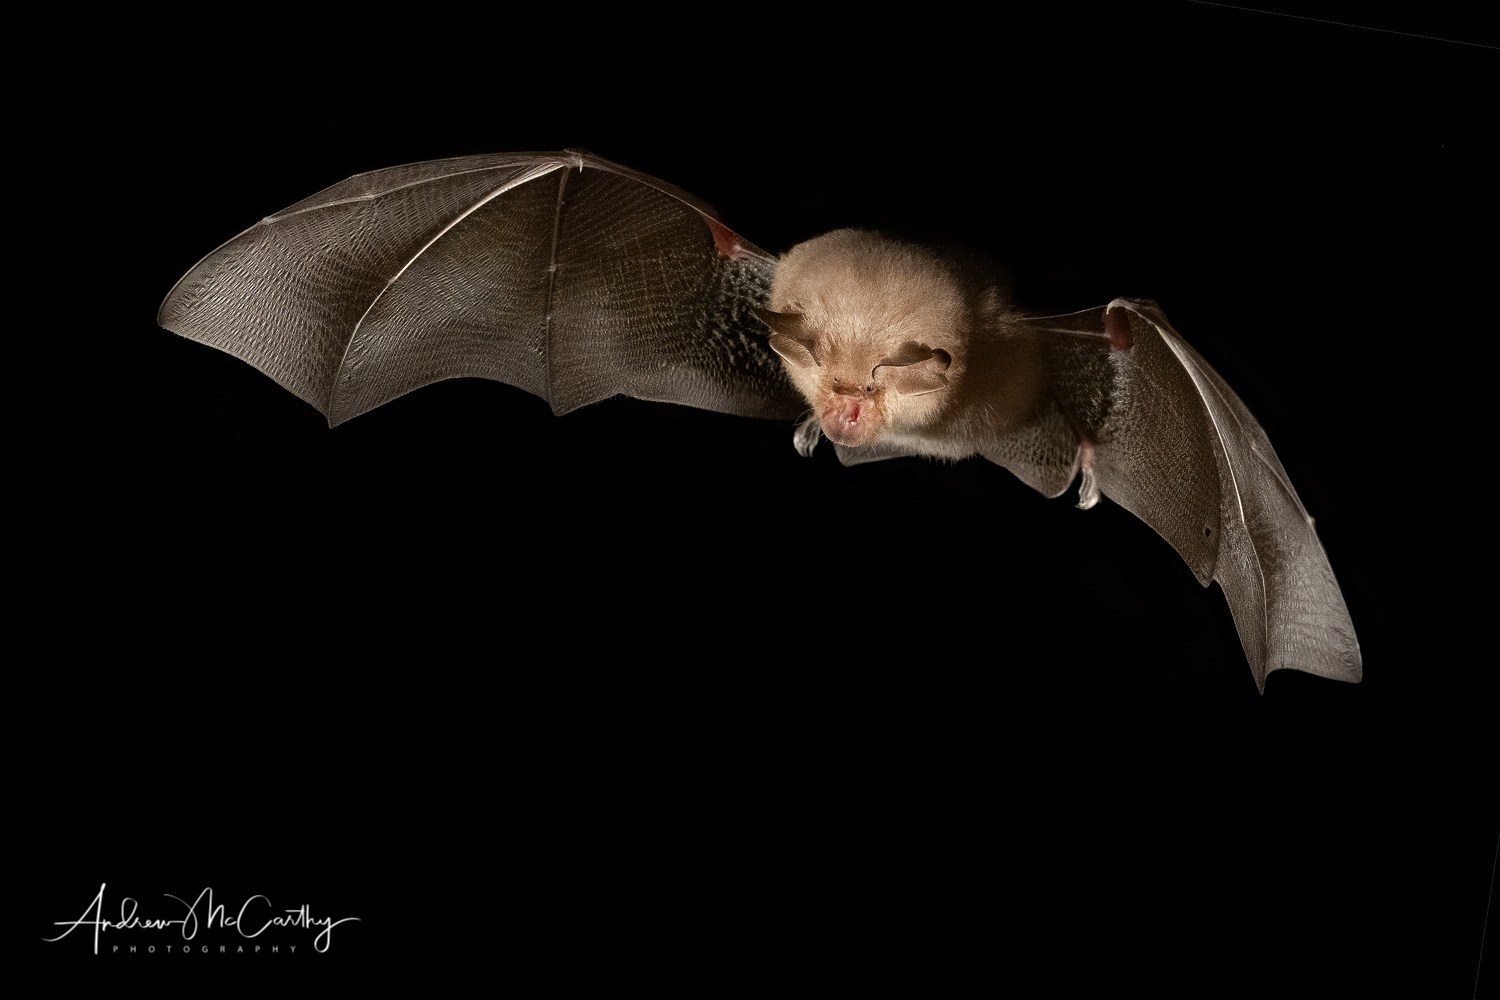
821 396 874 447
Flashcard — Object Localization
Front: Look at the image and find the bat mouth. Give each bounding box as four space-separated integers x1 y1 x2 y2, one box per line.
820 391 880 446
821 406 876 447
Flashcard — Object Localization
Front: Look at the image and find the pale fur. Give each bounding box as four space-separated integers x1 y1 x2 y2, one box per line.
769 229 1043 459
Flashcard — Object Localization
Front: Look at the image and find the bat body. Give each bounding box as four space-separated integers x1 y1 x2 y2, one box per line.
159 151 1361 691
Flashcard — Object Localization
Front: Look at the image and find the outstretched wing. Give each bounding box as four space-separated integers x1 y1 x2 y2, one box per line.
159 151 803 427
985 301 1361 691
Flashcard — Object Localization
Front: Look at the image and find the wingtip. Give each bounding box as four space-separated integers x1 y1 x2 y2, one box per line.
1259 651 1364 693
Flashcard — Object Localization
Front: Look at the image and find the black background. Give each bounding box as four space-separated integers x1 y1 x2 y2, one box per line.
22 5 1495 993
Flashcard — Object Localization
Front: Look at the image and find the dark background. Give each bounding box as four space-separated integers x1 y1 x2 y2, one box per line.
23 5 1494 993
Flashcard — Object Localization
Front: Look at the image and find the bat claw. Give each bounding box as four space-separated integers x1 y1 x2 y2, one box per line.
1075 442 1101 509
793 415 822 458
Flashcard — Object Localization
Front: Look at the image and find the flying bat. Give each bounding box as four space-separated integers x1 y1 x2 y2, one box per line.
157 150 1361 692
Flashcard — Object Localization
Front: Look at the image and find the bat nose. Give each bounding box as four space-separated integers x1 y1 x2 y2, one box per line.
821 395 876 447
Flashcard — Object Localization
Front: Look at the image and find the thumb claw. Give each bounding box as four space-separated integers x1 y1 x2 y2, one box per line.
793 415 822 458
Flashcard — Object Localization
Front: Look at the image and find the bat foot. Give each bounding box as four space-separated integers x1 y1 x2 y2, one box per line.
1075 441 1101 509
793 415 822 457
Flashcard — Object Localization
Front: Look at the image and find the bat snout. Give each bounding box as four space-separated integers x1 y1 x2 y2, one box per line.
821 395 880 447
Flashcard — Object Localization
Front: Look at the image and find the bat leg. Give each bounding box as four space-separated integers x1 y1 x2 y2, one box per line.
793 416 822 457
1075 439 1101 509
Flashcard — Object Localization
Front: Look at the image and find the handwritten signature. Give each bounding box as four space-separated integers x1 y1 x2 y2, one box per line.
43 884 360 954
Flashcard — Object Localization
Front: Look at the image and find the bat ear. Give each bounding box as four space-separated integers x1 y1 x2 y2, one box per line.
768 334 819 369
874 346 951 397
754 306 803 336
757 308 821 369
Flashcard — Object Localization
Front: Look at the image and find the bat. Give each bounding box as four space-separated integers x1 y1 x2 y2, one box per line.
157 150 1361 692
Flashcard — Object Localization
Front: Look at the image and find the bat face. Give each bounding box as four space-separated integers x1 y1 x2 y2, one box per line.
766 230 984 453
764 319 956 449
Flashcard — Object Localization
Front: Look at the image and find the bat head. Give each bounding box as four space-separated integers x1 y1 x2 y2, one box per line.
763 229 974 448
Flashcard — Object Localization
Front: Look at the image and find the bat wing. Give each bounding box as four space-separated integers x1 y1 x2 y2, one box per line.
160 152 1357 690
159 151 804 426
983 301 1361 691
